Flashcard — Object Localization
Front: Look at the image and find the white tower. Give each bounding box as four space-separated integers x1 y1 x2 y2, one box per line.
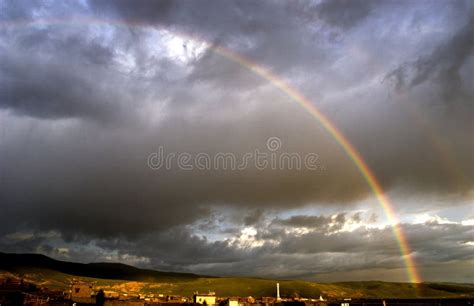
276 282 281 301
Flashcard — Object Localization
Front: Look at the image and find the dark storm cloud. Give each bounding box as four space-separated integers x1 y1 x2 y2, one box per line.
271 212 366 232
183 221 472 278
85 0 474 197
0 111 365 238
386 14 474 104
90 0 175 25
0 21 128 121
315 0 375 29
0 0 473 281
0 9 372 239
89 0 332 73
271 222 473 260
0 55 118 121
271 214 341 230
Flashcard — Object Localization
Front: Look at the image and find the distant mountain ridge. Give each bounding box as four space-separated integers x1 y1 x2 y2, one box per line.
0 252 204 282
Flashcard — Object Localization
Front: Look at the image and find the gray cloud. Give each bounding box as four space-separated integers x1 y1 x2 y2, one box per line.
0 56 118 121
244 209 264 226
2 218 472 281
271 214 342 231
315 0 376 29
386 14 474 106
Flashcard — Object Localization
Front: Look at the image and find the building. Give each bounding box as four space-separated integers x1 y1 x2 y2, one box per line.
194 291 217 305
69 281 95 304
70 281 93 299
220 297 239 306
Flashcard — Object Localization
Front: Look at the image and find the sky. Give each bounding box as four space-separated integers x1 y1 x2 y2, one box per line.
0 0 473 283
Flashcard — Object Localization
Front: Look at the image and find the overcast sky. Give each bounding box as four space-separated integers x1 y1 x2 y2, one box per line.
0 0 473 283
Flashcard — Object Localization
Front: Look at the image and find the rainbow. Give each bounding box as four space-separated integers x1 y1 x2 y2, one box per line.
213 46 421 284
0 17 422 283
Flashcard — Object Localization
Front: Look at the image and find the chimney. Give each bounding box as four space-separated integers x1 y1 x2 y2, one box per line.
276 282 281 301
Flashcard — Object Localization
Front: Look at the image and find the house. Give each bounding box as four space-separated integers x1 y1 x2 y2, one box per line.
219 297 239 306
70 282 93 299
69 281 95 304
194 291 217 305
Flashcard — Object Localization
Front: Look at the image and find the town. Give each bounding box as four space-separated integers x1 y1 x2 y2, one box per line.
0 277 472 306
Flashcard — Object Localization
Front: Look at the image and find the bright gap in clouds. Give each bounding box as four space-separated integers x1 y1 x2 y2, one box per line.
152 29 207 66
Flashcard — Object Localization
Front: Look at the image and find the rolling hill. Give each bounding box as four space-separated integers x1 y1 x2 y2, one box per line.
1 252 473 298
0 252 202 282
